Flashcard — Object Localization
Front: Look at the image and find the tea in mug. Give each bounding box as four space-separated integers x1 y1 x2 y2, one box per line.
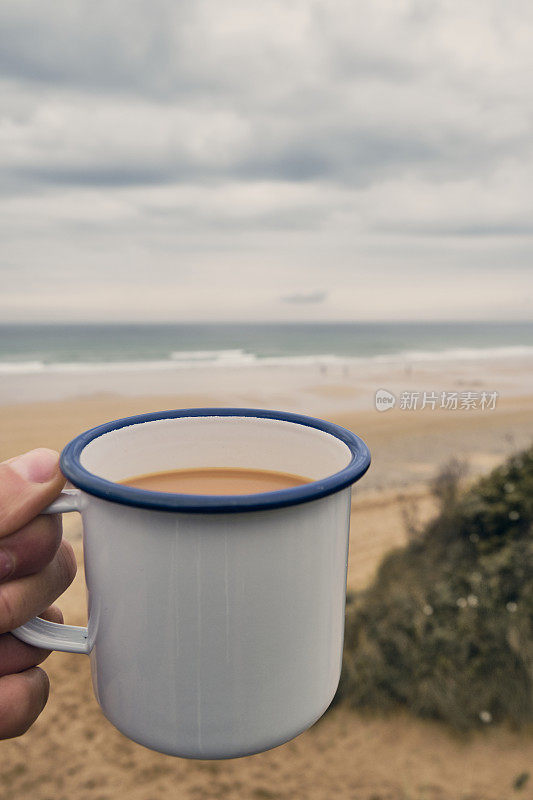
120 467 312 495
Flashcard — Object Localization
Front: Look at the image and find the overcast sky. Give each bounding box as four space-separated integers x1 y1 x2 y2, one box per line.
1 0 532 322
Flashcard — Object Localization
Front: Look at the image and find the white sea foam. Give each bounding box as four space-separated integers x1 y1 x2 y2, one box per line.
170 348 250 361
0 345 532 376
170 348 258 365
0 360 48 374
369 345 533 363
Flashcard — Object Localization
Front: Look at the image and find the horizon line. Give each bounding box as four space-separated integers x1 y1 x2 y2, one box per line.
1 318 533 326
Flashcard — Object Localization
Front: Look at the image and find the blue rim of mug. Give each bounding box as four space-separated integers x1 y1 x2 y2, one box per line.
60 407 371 513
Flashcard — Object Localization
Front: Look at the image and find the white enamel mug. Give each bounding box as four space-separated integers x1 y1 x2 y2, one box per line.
12 408 371 759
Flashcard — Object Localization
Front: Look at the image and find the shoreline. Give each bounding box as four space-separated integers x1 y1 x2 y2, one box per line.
1 353 533 409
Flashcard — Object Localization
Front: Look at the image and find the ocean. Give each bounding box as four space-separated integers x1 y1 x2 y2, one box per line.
0 321 532 374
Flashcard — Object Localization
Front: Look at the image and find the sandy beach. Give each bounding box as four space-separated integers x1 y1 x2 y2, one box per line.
2 353 533 492
2 0 533 789
2 351 533 411
1 359 533 800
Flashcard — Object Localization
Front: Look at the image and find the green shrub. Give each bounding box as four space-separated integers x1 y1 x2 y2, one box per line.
334 444 533 730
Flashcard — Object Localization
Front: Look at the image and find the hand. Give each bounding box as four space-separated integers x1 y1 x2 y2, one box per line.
0 449 77 739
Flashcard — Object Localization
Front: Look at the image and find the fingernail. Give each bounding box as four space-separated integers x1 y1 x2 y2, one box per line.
10 449 59 484
0 548 14 581
27 667 50 710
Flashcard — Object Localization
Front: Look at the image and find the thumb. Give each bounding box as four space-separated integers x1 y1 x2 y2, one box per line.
0 449 65 538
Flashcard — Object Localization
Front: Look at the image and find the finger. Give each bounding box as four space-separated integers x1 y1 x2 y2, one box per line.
0 606 64 678
0 541 77 634
0 514 63 583
0 449 65 538
0 667 49 739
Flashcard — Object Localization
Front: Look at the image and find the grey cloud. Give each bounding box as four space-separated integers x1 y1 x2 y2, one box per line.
236 132 441 185
4 123 501 193
0 1 420 99
1 0 533 325
376 222 533 238
13 165 179 188
1 0 531 198
281 291 328 304
0 2 200 97
141 201 328 232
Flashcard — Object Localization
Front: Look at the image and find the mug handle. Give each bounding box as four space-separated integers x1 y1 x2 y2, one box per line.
11 490 91 655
